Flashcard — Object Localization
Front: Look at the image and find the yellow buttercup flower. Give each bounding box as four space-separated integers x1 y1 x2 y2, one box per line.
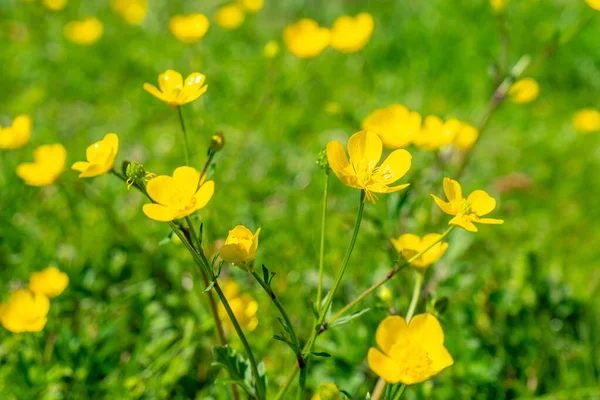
143 166 214 222
368 314 453 384
214 3 245 30
143 69 208 108
585 0 600 11
237 0 263 13
169 14 210 43
72 133 119 178
0 289 50 333
327 131 412 204
264 40 279 58
573 108 600 134
453 122 479 151
508 78 539 104
0 115 32 150
311 382 342 400
391 234 449 268
330 13 374 53
361 104 421 149
64 17 103 45
111 0 148 26
42 0 67 11
413 115 462 151
284 19 330 59
432 177 504 232
490 0 510 13
17 144 66 187
219 280 259 332
220 225 261 270
29 266 69 298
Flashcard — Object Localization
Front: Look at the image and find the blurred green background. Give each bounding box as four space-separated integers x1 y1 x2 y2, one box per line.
1 0 600 399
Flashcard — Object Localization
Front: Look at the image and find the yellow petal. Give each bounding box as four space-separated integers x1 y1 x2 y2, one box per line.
390 233 421 254
77 163 108 178
431 194 455 215
347 131 382 177
249 227 261 256
375 149 412 185
381 183 410 194
326 140 355 185
449 214 478 232
143 83 166 101
408 313 445 347
158 69 184 95
71 161 90 172
143 204 178 222
194 180 215 210
375 315 408 354
478 218 504 225
181 73 208 104
443 177 462 203
467 190 496 216
173 166 201 200
220 244 248 264
428 345 454 372
146 176 177 206
367 348 402 384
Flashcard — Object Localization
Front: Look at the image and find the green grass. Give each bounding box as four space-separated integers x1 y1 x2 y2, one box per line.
1 0 600 399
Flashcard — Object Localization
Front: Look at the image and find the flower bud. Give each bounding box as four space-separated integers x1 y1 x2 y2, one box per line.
210 131 225 153
312 382 342 400
316 149 330 173
220 226 261 271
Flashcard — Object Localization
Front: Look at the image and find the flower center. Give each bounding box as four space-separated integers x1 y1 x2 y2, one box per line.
460 200 472 215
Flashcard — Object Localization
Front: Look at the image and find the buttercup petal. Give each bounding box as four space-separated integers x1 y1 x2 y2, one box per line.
467 190 496 216
194 180 215 210
367 348 402 384
173 166 201 200
143 204 178 222
375 315 408 354
326 140 354 183
390 233 421 254
71 161 90 172
428 345 454 373
348 131 382 176
443 177 462 203
381 183 410 194
478 218 504 225
409 313 445 348
449 214 478 232
158 69 184 94
143 83 165 100
146 176 178 206
249 227 261 256
220 244 248 264
376 149 412 185
431 194 455 215
77 163 108 178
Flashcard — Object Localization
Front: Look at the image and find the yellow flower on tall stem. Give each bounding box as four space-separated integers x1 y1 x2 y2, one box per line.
220 225 261 270
361 104 421 149
143 166 214 222
508 78 539 104
218 280 259 332
0 115 32 150
391 233 449 269
29 266 69 298
214 3 246 30
143 70 208 108
17 144 66 186
64 17 104 45
432 177 504 232
0 289 50 333
453 122 479 151
284 19 331 58
327 131 412 203
572 108 600 134
413 115 462 151
330 13 374 53
169 14 210 43
72 133 119 178
368 313 453 384
111 0 148 26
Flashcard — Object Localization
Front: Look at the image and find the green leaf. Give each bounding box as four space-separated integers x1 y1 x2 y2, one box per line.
202 280 216 293
329 308 371 328
310 351 331 358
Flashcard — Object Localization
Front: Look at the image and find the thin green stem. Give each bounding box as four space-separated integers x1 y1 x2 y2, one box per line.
297 366 307 400
392 384 407 400
316 172 330 313
177 105 191 166
405 271 424 322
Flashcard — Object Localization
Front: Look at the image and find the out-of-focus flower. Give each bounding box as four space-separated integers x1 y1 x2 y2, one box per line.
490 0 510 13
169 14 210 43
508 78 539 104
325 101 341 115
362 104 421 149
143 69 208 108
143 166 214 222
237 0 263 13
220 225 261 270
64 17 103 45
585 0 600 11
330 13 374 53
327 131 412 204
17 144 66 186
111 0 148 26
311 382 342 400
377 285 393 303
219 280 259 332
263 40 279 58
453 122 479 151
0 289 50 333
493 172 532 194
72 133 119 178
214 3 245 30
413 116 462 151
284 19 330 58
0 115 32 150
572 108 600 134
432 177 503 232
368 314 453 384
29 266 69 298
43 0 67 11
391 233 448 268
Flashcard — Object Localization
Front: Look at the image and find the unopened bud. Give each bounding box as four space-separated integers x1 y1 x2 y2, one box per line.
210 132 225 153
317 149 330 173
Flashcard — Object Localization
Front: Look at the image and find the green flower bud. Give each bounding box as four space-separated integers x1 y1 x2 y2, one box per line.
317 149 330 173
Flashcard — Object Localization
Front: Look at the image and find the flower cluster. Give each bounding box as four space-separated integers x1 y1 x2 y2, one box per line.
218 280 259 333
0 115 32 150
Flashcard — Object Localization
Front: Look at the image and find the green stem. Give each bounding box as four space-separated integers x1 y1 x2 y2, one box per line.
405 271 423 322
297 365 307 400
392 384 407 400
177 105 191 166
315 172 330 313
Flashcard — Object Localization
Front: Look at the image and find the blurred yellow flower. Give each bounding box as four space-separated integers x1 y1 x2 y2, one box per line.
0 115 32 150
284 19 330 58
490 0 510 13
391 233 449 268
237 0 263 13
432 177 503 232
453 122 479 151
29 266 69 298
413 115 462 151
508 78 539 104
325 101 341 115
42 0 67 11
368 314 453 384
0 289 50 333
572 108 600 134
312 382 342 400
17 144 66 186
263 40 279 58
220 225 261 270
214 4 246 30
219 280 259 332
64 17 103 46
330 13 374 53
585 0 600 10
327 131 412 204
143 69 208 108
143 166 214 222
72 133 118 178
111 0 148 26
361 104 421 149
169 14 210 43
